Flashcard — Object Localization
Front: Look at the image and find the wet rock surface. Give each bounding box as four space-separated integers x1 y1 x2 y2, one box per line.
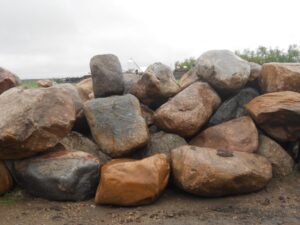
95 154 170 206
84 94 149 158
171 145 272 197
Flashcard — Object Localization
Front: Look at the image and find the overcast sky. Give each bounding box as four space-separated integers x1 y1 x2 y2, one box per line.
0 0 299 79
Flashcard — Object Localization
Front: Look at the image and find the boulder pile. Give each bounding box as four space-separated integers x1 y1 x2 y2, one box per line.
0 51 299 207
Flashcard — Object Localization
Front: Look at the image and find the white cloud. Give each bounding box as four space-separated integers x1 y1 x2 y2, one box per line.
0 0 299 79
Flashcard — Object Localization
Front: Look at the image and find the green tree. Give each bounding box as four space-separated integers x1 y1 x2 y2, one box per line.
235 45 300 64
175 57 196 70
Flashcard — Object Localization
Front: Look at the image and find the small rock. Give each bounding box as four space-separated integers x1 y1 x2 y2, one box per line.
37 79 54 88
95 154 170 206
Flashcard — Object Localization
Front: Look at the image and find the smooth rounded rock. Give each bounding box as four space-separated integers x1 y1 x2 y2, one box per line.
0 87 76 159
246 91 300 142
153 82 221 137
171 145 272 197
195 50 251 93
90 54 124 97
95 154 170 206
8 146 100 201
37 79 54 88
84 94 149 158
191 116 258 153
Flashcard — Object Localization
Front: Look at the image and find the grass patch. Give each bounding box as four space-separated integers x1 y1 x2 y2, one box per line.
22 79 38 88
0 189 25 205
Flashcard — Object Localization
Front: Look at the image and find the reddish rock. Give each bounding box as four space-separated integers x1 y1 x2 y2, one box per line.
0 67 20 95
37 79 54 88
171 145 272 197
190 116 258 153
0 161 13 195
0 87 76 159
246 91 300 142
153 82 221 137
95 154 170 206
259 63 300 93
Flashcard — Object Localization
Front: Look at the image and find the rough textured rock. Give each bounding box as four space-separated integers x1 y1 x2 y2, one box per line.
249 62 262 82
208 88 259 126
171 145 272 197
140 104 154 125
0 87 76 160
8 146 100 201
0 67 20 95
76 78 93 102
190 116 258 153
129 63 180 108
178 67 198 89
90 54 124 97
256 135 294 177
246 91 300 142
37 79 54 88
95 154 169 206
123 73 142 93
195 50 251 93
60 131 111 164
153 82 221 137
259 63 300 93
133 131 187 159
84 94 149 158
0 161 13 195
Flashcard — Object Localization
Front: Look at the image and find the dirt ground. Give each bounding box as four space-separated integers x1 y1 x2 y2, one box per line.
0 170 300 225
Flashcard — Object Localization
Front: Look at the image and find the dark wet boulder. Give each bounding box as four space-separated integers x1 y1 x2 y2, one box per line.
208 88 259 126
90 54 124 97
0 161 13 195
7 146 100 201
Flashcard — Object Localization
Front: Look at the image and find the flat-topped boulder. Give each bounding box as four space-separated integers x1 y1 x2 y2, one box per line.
84 94 149 158
259 63 300 93
90 54 124 97
0 86 76 159
154 82 221 137
171 145 272 197
129 63 180 108
195 50 251 93
8 146 100 201
95 154 169 206
246 91 300 142
0 67 20 95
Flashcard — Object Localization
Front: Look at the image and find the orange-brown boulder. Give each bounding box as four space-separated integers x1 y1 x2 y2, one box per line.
0 161 13 195
76 78 93 102
171 146 272 197
0 86 76 159
153 82 221 137
246 91 300 142
190 116 258 153
259 63 300 93
0 67 20 95
37 79 54 88
95 154 170 206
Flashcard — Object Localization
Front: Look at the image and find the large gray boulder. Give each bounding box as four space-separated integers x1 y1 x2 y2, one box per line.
90 54 124 97
208 88 259 126
129 63 180 109
195 50 251 93
0 86 76 160
84 94 149 158
171 145 272 197
7 146 100 201
0 67 20 95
